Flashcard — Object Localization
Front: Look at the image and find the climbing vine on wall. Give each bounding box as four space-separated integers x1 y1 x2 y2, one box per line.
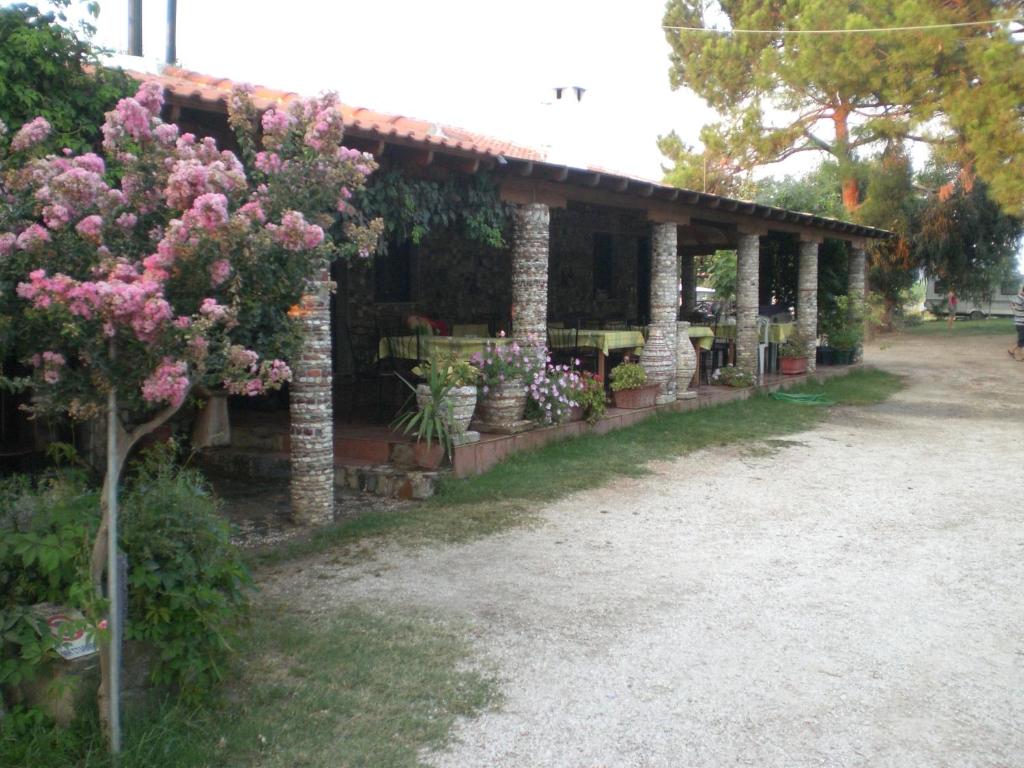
355 169 511 251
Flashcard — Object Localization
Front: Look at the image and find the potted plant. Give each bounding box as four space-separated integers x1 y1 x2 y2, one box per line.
569 371 607 423
820 295 863 365
470 342 533 429
711 365 755 388
609 361 660 408
412 352 480 435
392 359 465 469
778 329 809 375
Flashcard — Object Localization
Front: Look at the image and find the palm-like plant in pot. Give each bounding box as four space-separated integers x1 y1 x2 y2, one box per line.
392 352 480 467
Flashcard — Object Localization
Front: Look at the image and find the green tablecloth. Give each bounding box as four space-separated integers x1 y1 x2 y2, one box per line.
687 326 716 350
378 335 510 361
547 328 645 356
708 322 796 343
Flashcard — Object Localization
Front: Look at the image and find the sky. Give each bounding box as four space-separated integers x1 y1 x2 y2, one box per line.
79 0 733 181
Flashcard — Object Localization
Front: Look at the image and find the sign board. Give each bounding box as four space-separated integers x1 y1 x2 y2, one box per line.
35 605 99 661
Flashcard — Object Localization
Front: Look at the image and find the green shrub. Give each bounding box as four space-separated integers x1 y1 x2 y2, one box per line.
609 362 647 391
0 451 251 710
120 451 252 701
0 472 99 691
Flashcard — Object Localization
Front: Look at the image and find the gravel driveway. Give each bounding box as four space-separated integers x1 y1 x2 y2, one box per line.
266 331 1024 767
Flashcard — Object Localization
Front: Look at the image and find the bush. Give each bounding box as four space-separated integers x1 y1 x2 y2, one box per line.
609 362 647 391
0 451 251 711
120 450 252 701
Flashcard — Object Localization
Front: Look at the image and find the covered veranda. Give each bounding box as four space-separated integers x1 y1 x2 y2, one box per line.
142 66 889 523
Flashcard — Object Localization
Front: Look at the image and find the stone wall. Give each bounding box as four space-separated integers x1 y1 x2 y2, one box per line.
548 202 649 323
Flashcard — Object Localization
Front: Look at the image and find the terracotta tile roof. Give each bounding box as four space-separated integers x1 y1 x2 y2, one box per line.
130 66 544 162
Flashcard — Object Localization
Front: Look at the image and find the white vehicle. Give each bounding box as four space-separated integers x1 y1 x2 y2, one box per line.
924 276 1022 319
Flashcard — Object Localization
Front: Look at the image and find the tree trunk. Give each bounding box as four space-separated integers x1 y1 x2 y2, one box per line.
88 399 183 745
833 105 861 215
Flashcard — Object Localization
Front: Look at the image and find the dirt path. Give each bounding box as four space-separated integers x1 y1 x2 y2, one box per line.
264 331 1024 767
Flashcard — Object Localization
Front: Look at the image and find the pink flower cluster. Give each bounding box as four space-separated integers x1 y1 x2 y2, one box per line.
222 345 291 396
141 358 190 407
199 297 230 322
267 210 324 251
188 192 230 231
209 259 231 287
11 117 51 152
30 350 66 385
16 265 174 343
15 224 51 252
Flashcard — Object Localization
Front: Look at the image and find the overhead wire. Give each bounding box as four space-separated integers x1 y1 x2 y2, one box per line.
662 18 1020 35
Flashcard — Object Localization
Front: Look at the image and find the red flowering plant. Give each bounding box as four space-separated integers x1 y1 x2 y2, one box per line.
0 81 381 737
569 370 606 424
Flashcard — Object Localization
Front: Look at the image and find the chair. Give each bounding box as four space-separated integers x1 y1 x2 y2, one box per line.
603 319 627 330
757 317 770 382
336 319 392 422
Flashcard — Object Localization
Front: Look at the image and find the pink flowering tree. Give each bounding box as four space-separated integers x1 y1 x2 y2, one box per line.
0 81 381 744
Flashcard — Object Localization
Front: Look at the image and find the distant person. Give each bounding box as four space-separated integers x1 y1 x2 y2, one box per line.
947 290 958 330
1010 286 1024 361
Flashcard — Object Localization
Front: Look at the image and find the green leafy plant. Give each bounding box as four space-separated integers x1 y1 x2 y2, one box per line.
392 364 456 460
609 362 648 392
119 448 252 702
822 295 865 351
713 366 755 388
569 371 607 424
778 328 810 359
0 472 100 693
412 352 480 388
0 450 251 709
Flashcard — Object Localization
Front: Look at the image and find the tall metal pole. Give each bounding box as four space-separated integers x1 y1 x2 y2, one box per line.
128 0 143 57
166 0 177 64
106 379 122 753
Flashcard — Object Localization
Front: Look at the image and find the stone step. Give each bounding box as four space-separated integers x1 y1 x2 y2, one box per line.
197 447 443 500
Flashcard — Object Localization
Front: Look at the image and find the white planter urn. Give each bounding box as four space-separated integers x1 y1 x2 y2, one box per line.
416 384 477 435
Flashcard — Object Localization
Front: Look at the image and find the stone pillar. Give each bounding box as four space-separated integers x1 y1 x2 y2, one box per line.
848 243 867 361
797 239 819 373
511 203 550 348
736 232 760 378
847 243 866 303
649 222 679 403
680 253 697 315
289 264 334 525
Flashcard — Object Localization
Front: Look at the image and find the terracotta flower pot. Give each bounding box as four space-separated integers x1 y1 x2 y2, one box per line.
565 404 585 422
612 383 660 409
413 441 446 470
779 355 808 375
476 378 527 428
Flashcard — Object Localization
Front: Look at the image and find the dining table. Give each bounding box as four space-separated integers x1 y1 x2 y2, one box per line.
547 327 646 380
377 334 511 361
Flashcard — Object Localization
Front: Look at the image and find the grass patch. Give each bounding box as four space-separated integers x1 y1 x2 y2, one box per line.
4 604 498 768
253 367 902 566
903 317 1014 336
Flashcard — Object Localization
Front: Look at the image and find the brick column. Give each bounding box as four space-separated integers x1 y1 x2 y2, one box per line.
797 239 819 373
848 243 867 361
736 232 760 377
290 264 334 525
680 253 697 315
650 222 679 403
511 203 550 348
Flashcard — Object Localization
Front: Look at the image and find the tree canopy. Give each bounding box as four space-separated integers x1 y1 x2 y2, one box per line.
662 0 1024 216
0 2 134 153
